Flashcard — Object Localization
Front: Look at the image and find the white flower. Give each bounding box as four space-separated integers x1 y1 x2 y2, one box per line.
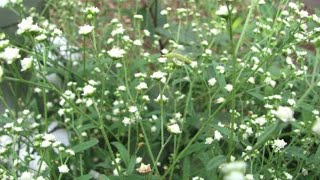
66 149 75 156
122 117 132 126
20 57 33 71
254 117 267 126
136 157 142 164
205 137 214 144
35 34 47 41
136 82 148 90
167 123 182 134
19 171 34 180
0 66 3 79
0 39 9 48
216 5 229 16
150 71 167 79
154 94 168 103
220 161 246 174
273 139 287 151
160 10 168 15
208 78 217 86
247 77 255 84
58 164 70 173
136 163 151 174
83 6 100 15
17 17 33 34
78 24 94 35
134 14 143 20
284 172 293 180
0 47 21 64
41 140 51 148
107 47 126 58
287 99 296 106
133 39 143 46
225 84 233 92
312 118 320 136
128 106 138 113
216 97 225 103
265 77 276 87
224 171 245 180
82 85 96 96
245 174 254 180
272 106 294 122
0 0 9 8
214 130 223 141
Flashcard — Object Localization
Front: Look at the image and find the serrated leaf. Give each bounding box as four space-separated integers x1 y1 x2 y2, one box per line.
111 142 129 166
72 139 99 153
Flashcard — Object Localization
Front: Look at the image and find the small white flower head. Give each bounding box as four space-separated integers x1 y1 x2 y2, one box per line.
154 94 168 103
160 9 168 15
220 161 246 174
78 24 94 35
66 149 75 156
287 99 296 106
216 5 229 16
20 57 33 71
167 123 182 134
122 117 132 126
0 66 4 79
312 118 320 136
136 82 148 90
205 137 214 144
272 106 294 122
20 171 34 180
273 139 287 151
214 130 223 141
225 84 233 92
247 77 255 84
216 97 225 104
133 39 143 46
83 6 100 15
17 17 34 34
224 171 245 180
136 163 151 174
133 14 144 20
82 84 96 96
136 157 142 164
107 47 126 59
128 106 138 113
36 34 48 41
148 123 155 131
254 116 267 126
58 164 70 173
150 71 167 80
208 78 217 86
0 46 21 64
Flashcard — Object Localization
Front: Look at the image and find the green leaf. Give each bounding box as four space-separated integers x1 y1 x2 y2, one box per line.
182 157 190 179
206 155 226 171
75 174 93 180
72 139 99 153
127 155 137 174
180 143 206 159
77 123 97 133
254 121 281 150
111 142 130 166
